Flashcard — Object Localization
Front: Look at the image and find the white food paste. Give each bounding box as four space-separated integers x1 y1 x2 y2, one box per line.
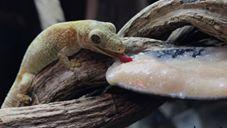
106 47 227 99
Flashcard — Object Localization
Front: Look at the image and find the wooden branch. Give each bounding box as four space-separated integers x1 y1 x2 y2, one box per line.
118 0 227 41
0 37 165 128
167 26 224 46
167 26 196 43
0 93 163 128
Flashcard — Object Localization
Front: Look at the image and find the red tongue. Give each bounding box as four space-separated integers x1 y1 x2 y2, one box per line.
119 55 133 63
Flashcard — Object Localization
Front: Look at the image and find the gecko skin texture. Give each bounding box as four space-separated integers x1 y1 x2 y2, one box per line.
1 20 125 108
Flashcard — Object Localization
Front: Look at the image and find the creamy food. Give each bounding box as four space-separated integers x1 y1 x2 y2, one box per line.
106 47 227 99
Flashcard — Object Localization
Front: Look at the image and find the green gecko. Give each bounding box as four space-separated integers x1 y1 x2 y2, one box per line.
1 20 125 108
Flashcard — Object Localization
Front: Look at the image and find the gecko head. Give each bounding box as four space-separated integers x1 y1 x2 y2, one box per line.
88 22 126 58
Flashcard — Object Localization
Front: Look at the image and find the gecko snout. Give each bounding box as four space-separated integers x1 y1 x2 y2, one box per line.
111 39 126 54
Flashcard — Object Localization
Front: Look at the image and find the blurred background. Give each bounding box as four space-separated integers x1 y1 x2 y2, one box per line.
0 0 226 128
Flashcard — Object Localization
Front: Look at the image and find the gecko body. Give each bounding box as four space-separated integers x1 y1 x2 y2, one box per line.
1 20 125 108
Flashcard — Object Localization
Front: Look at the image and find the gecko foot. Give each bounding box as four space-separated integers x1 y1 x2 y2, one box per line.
16 94 32 105
58 52 82 71
70 59 82 69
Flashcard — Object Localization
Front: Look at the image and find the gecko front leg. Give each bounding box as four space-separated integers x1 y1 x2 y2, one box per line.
58 47 82 70
16 73 35 106
1 73 35 108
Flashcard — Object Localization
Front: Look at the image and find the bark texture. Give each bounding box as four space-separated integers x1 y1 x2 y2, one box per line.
0 37 165 128
118 0 227 41
0 92 163 128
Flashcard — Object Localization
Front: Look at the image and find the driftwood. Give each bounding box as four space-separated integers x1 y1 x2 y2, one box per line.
1 0 227 127
118 0 227 41
167 25 224 46
0 90 163 128
0 37 165 128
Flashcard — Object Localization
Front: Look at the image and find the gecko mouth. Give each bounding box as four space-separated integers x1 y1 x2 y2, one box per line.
96 46 124 58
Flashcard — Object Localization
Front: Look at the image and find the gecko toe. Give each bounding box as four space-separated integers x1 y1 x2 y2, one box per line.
16 94 32 105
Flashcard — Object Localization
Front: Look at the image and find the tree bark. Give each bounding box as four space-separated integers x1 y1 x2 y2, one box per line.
0 37 165 128
0 93 163 128
118 0 227 42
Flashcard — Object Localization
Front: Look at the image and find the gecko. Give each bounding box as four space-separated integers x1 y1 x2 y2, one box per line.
1 20 126 108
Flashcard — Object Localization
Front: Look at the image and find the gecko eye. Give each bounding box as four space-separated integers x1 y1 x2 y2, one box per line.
91 34 101 44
